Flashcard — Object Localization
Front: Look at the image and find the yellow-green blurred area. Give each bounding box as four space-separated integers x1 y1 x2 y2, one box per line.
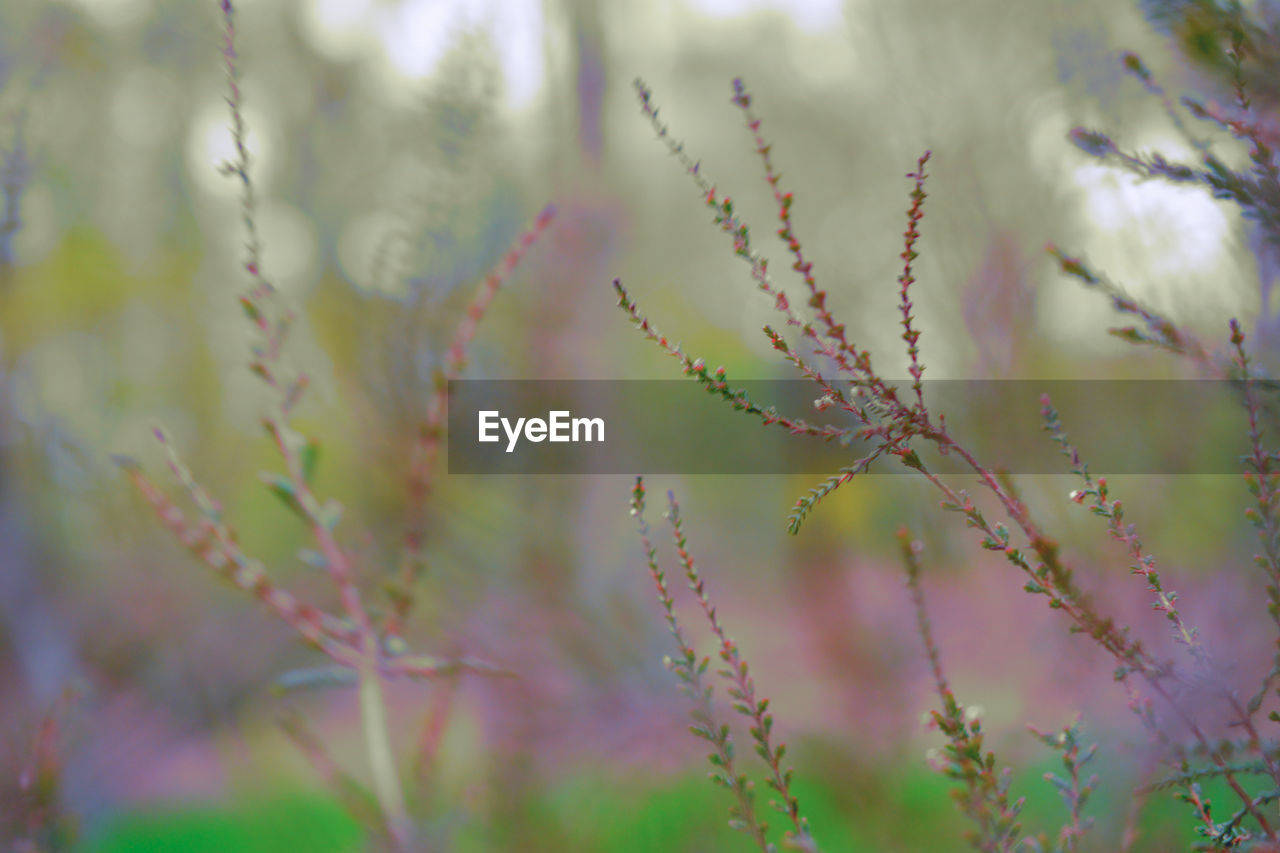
2 0 1280 850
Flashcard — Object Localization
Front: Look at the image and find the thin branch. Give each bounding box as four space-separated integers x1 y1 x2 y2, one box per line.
386 204 556 639
667 490 816 850
631 477 773 851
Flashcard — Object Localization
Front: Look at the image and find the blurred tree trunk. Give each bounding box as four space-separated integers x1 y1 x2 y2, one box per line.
0 117 79 725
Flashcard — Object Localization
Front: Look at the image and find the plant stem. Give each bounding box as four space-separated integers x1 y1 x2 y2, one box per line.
359 654 412 849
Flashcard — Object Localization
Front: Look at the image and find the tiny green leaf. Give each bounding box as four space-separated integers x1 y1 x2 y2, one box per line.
316 499 343 531
261 472 307 521
300 438 320 485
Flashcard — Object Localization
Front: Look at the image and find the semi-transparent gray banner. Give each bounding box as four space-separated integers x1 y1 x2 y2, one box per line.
446 380 1271 474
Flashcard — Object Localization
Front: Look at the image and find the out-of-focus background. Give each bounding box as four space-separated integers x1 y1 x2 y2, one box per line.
1 0 1277 850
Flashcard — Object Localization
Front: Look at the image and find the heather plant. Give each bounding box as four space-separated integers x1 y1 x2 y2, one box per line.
630 476 816 853
617 11 1280 844
2 685 80 853
111 3 553 849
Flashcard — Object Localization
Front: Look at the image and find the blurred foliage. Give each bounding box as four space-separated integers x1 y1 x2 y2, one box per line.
0 0 1278 849
85 791 362 853
82 756 1229 852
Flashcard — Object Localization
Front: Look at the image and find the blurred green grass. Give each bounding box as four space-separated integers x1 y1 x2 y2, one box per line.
82 751 1220 852
84 791 363 853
